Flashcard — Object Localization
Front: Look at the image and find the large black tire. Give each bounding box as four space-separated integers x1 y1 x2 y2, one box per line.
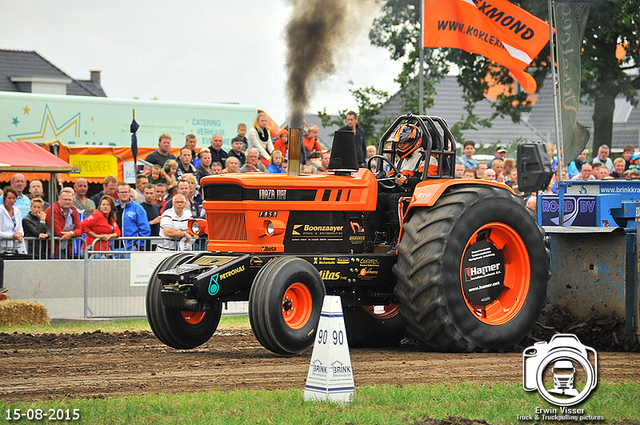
394 185 548 352
342 304 406 348
146 253 222 349
248 256 325 355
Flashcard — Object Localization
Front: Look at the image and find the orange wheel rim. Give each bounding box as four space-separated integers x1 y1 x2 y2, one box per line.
460 222 530 326
181 311 207 324
282 282 313 330
362 304 399 319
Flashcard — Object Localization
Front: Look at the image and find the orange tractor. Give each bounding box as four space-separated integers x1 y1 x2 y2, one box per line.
146 114 550 355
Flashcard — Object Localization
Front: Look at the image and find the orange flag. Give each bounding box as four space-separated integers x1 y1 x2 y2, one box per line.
423 0 551 94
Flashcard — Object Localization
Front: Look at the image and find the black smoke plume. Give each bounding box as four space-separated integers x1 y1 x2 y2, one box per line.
284 0 374 128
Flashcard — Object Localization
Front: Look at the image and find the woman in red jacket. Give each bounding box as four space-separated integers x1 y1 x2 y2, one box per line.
81 195 120 252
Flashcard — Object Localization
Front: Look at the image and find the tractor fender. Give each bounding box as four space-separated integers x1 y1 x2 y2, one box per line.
407 179 516 211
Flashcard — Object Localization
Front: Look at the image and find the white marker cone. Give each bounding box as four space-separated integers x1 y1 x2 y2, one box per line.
303 295 355 403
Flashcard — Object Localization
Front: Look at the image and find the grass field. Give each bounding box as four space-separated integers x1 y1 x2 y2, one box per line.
2 318 639 424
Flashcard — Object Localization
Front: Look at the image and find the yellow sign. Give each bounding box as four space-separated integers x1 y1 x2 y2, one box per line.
69 155 118 178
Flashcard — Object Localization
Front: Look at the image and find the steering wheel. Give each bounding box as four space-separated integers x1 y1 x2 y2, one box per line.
368 154 399 190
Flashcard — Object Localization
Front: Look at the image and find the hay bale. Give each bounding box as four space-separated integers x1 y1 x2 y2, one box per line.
0 300 49 325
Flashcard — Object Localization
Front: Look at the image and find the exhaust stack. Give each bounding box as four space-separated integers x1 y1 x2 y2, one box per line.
288 116 303 176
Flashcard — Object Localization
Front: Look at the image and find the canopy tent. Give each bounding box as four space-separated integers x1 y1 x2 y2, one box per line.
0 141 76 257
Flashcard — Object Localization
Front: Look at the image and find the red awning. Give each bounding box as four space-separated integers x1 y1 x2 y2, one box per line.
0 141 75 182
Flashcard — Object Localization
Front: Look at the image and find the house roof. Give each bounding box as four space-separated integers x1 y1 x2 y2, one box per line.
0 49 106 97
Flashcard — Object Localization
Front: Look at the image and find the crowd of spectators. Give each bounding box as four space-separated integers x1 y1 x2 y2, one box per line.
3 110 639 257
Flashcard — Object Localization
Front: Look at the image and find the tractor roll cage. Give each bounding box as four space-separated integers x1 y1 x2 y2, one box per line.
376 114 457 180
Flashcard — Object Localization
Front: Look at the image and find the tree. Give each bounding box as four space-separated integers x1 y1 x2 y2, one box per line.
318 81 390 145
369 0 640 154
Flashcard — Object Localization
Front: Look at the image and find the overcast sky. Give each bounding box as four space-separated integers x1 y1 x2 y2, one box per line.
1 0 402 124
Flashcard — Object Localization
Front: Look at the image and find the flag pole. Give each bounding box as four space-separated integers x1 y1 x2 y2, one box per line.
548 0 564 225
419 0 424 115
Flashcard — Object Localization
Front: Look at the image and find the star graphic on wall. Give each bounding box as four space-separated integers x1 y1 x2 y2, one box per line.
23 105 30 115
12 117 19 126
8 105 80 142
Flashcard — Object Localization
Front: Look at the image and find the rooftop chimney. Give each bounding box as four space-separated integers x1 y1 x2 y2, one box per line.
90 70 101 84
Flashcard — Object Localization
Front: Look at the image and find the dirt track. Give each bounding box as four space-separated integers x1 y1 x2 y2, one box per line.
1 326 639 402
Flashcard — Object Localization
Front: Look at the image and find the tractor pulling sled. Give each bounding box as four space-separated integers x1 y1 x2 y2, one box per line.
146 114 552 355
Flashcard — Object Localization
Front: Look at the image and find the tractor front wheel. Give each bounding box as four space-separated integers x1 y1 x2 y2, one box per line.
146 253 222 349
249 256 325 355
394 185 548 352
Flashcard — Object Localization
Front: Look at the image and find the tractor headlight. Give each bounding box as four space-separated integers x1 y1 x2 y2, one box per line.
190 220 200 234
266 221 275 236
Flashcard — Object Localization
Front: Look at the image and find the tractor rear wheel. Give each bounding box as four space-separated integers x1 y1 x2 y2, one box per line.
394 185 548 352
342 304 406 347
249 256 325 355
146 253 222 349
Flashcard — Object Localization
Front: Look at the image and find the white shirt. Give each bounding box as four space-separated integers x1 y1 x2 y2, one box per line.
158 207 192 251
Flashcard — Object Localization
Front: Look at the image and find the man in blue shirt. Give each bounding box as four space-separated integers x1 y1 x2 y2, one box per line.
457 140 478 170
0 174 31 220
115 182 151 251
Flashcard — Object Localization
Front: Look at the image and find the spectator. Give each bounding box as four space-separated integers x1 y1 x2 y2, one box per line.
154 183 168 210
591 144 613 171
163 159 179 188
228 136 246 166
590 163 602 180
211 162 223 175
28 180 49 209
81 195 121 252
502 159 516 185
630 153 640 171
454 162 465 178
339 111 366 167
182 174 203 216
134 174 149 204
185 134 200 168
610 158 626 179
44 188 82 258
566 149 588 179
571 162 594 180
546 143 558 171
462 168 476 179
487 146 507 169
0 187 26 254
208 134 229 166
303 125 323 162
268 150 285 173
115 182 151 251
273 129 289 159
247 112 275 163
0 174 31 220
162 179 201 219
140 184 161 237
240 148 268 173
176 147 197 179
625 169 640 179
73 178 96 218
144 133 176 169
366 145 377 160
505 169 523 195
598 165 610 180
236 123 249 152
622 145 634 170
22 197 50 256
457 140 478 170
90 175 118 206
475 162 488 179
148 165 166 186
316 151 331 174
158 194 197 251
484 169 497 181
196 148 213 185
222 157 240 174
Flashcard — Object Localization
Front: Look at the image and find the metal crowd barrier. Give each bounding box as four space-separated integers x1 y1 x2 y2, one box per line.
2 236 87 260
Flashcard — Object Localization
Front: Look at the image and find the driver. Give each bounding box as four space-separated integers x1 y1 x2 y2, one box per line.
370 123 437 242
